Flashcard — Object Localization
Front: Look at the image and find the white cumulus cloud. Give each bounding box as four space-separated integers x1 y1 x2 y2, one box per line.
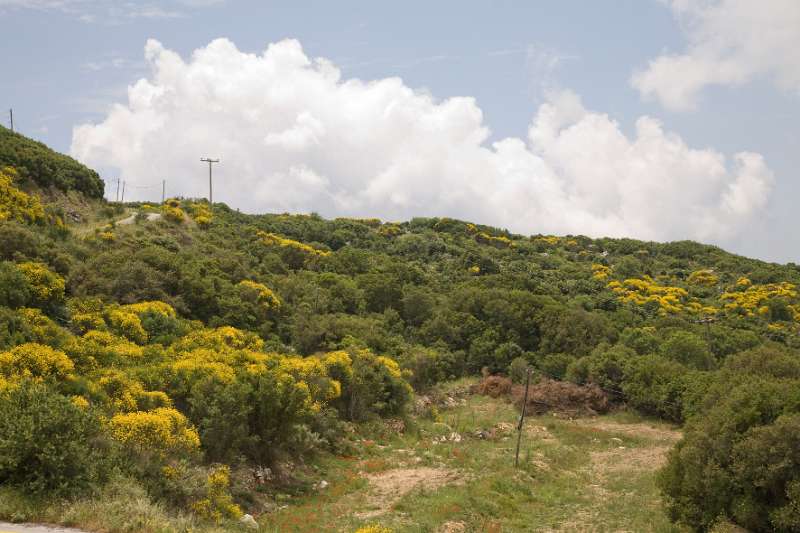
632 0 800 110
72 38 774 243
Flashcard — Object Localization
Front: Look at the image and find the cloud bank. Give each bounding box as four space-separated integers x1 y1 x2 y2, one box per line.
632 0 800 110
72 38 774 243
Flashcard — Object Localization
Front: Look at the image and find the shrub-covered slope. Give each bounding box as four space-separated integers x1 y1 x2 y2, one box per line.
0 126 104 198
1 132 799 531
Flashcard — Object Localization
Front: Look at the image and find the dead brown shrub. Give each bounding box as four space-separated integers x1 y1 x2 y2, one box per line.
473 375 512 398
514 378 609 416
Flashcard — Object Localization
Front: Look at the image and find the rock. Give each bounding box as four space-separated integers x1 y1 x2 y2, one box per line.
317 480 329 490
240 513 259 529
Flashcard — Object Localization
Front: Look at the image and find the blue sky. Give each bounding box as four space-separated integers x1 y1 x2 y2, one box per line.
1 0 798 263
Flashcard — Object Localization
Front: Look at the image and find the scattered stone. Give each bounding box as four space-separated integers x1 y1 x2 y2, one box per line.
253 466 273 484
240 514 259 529
261 500 279 513
317 480 329 490
438 520 467 533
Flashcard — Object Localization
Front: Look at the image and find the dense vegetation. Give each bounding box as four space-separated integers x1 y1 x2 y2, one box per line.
1 133 799 531
0 125 103 198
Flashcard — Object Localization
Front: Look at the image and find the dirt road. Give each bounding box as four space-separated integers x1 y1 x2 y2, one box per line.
0 522 87 533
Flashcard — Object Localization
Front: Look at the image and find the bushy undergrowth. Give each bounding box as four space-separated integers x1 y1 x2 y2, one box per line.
1 133 800 530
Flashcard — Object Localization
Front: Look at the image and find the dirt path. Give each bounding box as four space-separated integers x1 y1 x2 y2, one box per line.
0 523 87 533
117 212 162 225
551 419 682 532
355 466 465 519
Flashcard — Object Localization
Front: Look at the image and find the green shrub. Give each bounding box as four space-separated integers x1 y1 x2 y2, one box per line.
566 344 635 399
659 330 715 370
508 356 532 384
621 354 688 422
334 348 412 422
0 262 32 309
658 377 800 531
619 326 659 355
398 345 458 389
536 352 574 380
0 382 109 495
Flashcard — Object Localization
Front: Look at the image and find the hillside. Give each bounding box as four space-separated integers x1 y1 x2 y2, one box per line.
0 133 799 532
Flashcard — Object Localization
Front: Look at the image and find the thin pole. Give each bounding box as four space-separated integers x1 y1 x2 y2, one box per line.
162 180 165 203
115 178 120 202
121 181 125 203
9 109 13 132
200 158 220 205
515 368 532 468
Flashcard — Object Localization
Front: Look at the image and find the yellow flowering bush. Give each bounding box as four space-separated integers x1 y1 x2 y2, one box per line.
162 199 186 223
720 282 797 317
0 342 74 380
353 526 393 533
188 202 213 227
17 308 69 346
0 167 45 224
16 262 65 307
238 280 281 311
80 330 145 359
322 350 354 382
533 235 561 246
106 309 148 344
122 300 177 319
97 370 171 412
191 465 242 523
98 231 115 242
685 301 719 317
71 395 90 409
474 232 513 249
172 326 264 353
377 224 403 238
468 265 480 275
68 298 107 333
169 351 238 393
687 269 719 286
280 356 342 407
591 264 612 280
108 407 200 456
256 230 330 257
609 276 689 315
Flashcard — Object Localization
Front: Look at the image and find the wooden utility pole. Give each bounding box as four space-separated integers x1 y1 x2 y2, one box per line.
694 316 716 344
162 180 166 203
200 158 220 205
515 368 532 468
115 178 120 202
8 109 13 132
121 181 126 203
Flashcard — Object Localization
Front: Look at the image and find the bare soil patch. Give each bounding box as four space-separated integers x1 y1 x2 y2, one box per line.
573 419 682 442
356 467 465 519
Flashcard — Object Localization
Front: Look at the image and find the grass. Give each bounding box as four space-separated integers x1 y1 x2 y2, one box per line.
260 379 685 533
0 379 685 532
